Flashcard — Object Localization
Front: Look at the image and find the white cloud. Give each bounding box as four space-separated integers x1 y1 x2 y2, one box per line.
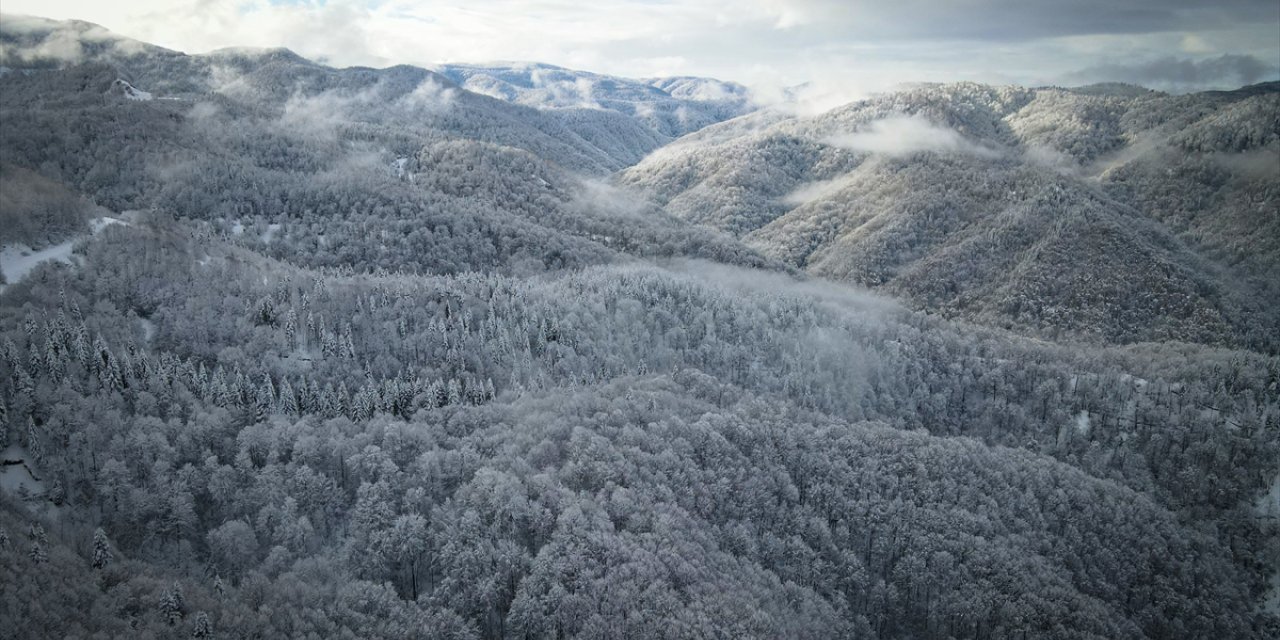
0 0 1275 97
781 176 857 205
276 75 456 139
402 77 458 111
825 116 1000 158
27 26 84 62
1180 33 1215 55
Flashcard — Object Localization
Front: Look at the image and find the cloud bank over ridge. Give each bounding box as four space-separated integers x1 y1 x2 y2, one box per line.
0 1 1276 106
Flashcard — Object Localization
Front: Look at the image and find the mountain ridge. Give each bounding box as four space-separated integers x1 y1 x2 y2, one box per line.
620 81 1280 352
0 15 759 168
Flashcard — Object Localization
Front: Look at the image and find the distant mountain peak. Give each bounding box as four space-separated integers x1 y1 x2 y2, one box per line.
1066 82 1162 98
435 62 757 139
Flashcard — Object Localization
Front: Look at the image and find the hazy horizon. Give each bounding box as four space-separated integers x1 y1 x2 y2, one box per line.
2 1 1277 109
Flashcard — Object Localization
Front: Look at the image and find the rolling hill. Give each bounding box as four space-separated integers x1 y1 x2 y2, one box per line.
0 16 776 278
619 82 1280 351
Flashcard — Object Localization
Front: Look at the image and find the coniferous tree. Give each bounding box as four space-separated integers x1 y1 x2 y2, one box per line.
159 584 185 626
29 541 47 564
91 528 112 570
191 611 212 638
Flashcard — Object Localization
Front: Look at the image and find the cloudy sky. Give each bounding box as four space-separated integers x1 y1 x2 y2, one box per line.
4 0 1278 101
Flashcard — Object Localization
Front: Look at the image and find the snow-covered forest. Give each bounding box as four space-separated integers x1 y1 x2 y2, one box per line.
1 15 1278 640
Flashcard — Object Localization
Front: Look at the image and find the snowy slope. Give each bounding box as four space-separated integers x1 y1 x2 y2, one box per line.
111 78 152 101
0 22 633 172
619 82 1280 350
437 63 757 139
0 239 79 285
0 217 125 291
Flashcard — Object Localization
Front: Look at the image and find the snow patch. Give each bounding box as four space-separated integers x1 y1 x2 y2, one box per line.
262 223 282 244
92 216 127 233
114 79 153 101
0 240 78 286
0 216 128 292
0 445 46 498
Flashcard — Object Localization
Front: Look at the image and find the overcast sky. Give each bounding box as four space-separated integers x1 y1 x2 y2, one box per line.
4 0 1278 103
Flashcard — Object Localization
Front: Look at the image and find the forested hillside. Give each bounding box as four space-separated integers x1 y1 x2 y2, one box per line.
1 15 1278 640
621 82 1280 352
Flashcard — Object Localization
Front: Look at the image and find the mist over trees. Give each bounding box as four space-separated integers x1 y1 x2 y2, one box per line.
1 16 1278 640
621 81 1280 353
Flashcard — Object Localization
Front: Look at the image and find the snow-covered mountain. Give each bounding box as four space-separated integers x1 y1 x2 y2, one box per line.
620 81 1280 351
1 16 726 172
1 16 1278 640
436 63 756 140
0 17 775 277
